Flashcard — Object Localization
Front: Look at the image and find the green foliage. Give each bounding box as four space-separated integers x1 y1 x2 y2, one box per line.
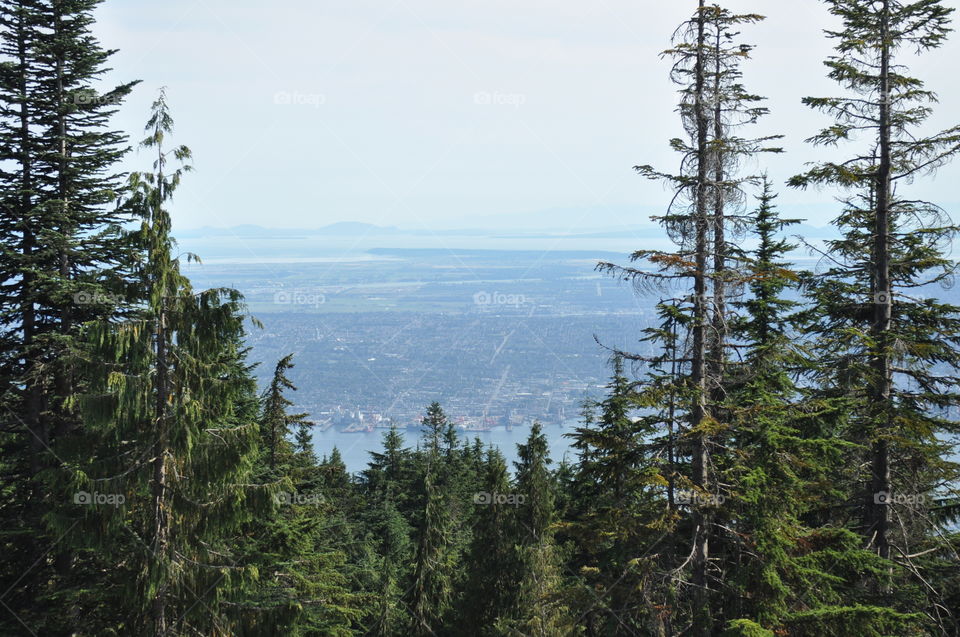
791 0 960 630
722 619 774 637
237 354 363 636
1 2 959 636
0 0 139 631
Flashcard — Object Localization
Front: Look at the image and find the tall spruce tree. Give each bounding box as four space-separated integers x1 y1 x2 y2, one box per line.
597 3 780 633
457 447 516 634
361 427 416 635
791 0 960 630
0 1 138 631
406 403 457 636
502 423 577 637
564 359 666 635
261 354 312 470
717 179 913 636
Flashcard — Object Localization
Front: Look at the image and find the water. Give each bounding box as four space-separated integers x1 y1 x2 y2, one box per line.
311 420 583 475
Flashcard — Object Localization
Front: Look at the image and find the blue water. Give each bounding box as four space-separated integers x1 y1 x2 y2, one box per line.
311 420 582 475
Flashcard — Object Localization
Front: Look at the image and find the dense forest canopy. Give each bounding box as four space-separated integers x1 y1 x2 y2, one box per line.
0 1 958 636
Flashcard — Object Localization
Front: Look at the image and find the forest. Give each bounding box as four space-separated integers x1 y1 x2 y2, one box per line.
1 0 959 635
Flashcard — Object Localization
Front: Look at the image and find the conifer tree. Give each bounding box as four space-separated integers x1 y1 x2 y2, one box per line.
261 353 312 470
717 180 913 636
364 495 413 636
239 354 361 636
407 403 457 636
791 0 960 629
565 359 666 634
363 425 417 521
55 91 265 635
458 448 516 634
597 3 780 632
0 1 138 629
501 423 577 637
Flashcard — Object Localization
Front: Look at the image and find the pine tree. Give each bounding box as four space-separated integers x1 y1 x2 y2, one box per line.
564 359 666 634
790 0 960 629
716 179 911 636
361 427 416 635
364 495 413 637
363 426 412 505
407 471 455 636
721 178 803 631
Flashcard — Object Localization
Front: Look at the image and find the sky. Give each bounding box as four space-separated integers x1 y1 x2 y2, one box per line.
93 0 960 232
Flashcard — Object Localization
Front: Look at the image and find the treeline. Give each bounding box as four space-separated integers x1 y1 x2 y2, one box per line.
1 0 959 635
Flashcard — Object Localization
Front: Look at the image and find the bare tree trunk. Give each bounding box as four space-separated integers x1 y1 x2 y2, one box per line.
152 300 170 636
869 0 893 564
690 2 712 635
710 17 727 405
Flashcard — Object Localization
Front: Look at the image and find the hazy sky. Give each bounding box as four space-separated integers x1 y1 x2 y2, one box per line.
94 0 960 231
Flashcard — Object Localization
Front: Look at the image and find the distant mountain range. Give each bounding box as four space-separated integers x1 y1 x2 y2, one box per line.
176 222 402 238
176 220 840 241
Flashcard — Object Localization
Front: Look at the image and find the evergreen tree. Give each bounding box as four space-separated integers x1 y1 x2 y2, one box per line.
458 448 516 634
361 426 416 635
261 353 312 470
564 359 666 635
55 91 264 635
500 423 577 637
791 0 960 630
406 403 457 636
363 425 418 523
407 470 455 636
239 354 361 636
0 1 138 630
598 4 780 632
364 495 413 637
718 180 911 635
